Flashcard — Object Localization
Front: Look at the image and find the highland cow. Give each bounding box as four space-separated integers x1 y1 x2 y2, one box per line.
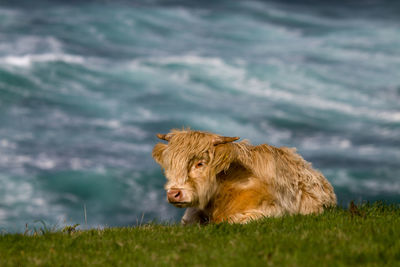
152 129 336 224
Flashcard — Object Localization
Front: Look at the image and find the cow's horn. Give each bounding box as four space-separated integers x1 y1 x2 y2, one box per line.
213 136 240 146
157 133 173 141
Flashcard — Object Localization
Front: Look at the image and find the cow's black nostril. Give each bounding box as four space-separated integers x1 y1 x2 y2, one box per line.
167 189 183 203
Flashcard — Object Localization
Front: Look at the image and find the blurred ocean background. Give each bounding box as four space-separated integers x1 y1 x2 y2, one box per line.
0 0 399 232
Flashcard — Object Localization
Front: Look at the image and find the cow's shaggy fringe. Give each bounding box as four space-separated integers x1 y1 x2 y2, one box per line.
153 129 336 224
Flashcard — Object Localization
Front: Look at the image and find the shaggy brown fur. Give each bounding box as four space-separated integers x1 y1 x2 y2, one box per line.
152 129 336 224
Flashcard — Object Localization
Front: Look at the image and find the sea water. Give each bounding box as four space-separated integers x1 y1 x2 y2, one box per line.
0 0 399 232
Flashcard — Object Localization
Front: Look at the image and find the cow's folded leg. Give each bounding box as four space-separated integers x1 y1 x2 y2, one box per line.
181 208 209 225
227 210 266 224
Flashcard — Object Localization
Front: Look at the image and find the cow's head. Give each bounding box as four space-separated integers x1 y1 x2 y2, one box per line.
152 129 239 209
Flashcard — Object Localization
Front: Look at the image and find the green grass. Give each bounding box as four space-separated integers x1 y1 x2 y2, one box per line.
1 202 399 266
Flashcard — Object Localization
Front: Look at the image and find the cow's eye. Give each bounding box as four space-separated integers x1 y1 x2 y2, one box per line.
195 162 204 168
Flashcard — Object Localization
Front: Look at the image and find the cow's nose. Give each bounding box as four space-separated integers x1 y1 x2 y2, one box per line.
167 189 182 202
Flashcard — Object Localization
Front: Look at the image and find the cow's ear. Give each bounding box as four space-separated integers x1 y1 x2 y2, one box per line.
212 143 236 173
152 143 167 165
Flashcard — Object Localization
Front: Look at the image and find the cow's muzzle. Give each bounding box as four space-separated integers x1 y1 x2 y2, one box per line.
167 188 190 207
167 188 183 203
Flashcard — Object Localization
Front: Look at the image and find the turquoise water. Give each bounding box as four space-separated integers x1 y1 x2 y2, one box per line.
0 0 399 231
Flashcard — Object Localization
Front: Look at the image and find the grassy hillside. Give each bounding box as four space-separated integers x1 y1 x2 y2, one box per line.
1 202 399 266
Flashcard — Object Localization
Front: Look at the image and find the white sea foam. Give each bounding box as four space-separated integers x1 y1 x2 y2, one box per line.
192 115 279 145
154 55 226 67
331 170 400 196
132 54 400 125
136 107 161 122
300 136 352 151
363 180 400 195
0 53 85 67
228 73 400 123
138 55 247 81
0 35 63 55
70 158 88 171
35 154 57 170
0 139 16 149
1 177 33 205
0 151 58 173
92 119 122 129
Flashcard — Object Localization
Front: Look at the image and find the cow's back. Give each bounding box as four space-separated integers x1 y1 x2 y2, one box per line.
273 146 336 213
